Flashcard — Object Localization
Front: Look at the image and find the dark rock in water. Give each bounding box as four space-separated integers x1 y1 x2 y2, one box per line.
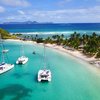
12 72 31 79
0 84 32 100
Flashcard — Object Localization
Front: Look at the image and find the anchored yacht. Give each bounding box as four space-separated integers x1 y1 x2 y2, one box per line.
16 42 28 64
38 44 52 82
38 69 51 82
16 56 28 64
0 63 14 74
0 34 14 74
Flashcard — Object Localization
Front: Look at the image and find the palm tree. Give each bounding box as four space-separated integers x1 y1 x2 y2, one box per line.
61 34 64 39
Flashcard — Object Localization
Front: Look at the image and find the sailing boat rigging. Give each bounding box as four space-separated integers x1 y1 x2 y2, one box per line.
32 43 36 54
38 43 51 82
16 41 28 64
0 34 14 74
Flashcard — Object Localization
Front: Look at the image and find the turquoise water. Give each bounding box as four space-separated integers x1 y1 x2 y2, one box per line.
0 41 100 100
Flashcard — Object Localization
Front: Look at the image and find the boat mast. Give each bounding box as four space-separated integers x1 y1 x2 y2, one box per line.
43 43 46 69
0 34 5 63
21 41 24 56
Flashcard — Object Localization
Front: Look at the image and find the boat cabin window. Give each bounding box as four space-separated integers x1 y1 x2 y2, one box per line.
0 67 3 70
40 74 48 78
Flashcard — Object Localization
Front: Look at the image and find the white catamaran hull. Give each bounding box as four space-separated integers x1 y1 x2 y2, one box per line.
16 56 28 64
0 64 14 74
38 70 51 82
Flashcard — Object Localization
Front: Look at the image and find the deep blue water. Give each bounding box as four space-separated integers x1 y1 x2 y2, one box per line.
0 23 100 34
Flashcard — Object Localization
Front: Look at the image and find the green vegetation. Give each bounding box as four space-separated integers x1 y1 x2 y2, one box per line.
1 28 99 58
30 32 100 58
13 33 22 36
96 49 100 58
0 28 17 39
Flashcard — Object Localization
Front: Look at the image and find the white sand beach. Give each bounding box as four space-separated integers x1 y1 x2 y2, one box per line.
5 39 100 68
45 43 100 68
5 39 37 44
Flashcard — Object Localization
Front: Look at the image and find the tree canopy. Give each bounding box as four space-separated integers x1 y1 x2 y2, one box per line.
0 28 17 39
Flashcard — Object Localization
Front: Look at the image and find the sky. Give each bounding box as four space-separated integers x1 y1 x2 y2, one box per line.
0 0 100 23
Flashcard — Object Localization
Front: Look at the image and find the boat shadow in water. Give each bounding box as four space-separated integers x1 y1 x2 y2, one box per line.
0 84 32 100
33 74 38 83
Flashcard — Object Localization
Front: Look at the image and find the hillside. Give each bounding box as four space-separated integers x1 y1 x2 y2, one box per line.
0 28 17 39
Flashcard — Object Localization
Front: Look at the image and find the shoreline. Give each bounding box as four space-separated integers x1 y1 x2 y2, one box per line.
5 39 100 68
5 39 36 44
45 43 100 68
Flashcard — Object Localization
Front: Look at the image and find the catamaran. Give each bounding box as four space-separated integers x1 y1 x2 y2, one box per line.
0 34 14 74
38 44 51 82
16 41 28 64
38 69 51 82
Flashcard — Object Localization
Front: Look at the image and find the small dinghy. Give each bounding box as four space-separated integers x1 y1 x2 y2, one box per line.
2 49 9 53
32 51 36 54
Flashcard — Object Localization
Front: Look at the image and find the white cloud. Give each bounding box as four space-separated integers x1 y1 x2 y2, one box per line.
0 6 5 13
18 10 25 15
6 16 15 20
2 5 100 23
57 0 72 6
29 6 100 22
0 0 30 7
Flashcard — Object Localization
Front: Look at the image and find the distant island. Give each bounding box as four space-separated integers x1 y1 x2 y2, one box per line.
2 21 54 24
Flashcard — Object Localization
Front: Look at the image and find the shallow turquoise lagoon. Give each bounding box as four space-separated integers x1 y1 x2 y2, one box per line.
0 41 100 100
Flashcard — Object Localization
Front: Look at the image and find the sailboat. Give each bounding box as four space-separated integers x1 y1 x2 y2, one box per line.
16 41 28 64
38 43 51 82
0 34 14 74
